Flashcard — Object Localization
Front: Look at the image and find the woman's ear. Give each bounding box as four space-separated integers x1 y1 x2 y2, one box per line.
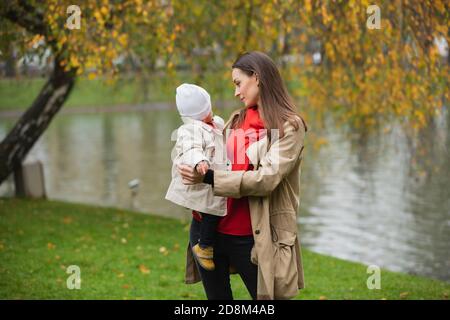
254 73 259 87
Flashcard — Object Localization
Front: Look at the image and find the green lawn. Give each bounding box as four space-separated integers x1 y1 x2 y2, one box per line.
0 72 233 111
0 71 307 111
0 77 175 111
0 198 448 300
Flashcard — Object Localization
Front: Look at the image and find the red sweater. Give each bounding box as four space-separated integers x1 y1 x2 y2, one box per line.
193 106 265 236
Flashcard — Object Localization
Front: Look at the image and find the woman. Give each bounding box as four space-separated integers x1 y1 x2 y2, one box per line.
179 51 307 300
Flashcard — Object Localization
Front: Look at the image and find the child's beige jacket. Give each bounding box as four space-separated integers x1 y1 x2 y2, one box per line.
165 115 227 216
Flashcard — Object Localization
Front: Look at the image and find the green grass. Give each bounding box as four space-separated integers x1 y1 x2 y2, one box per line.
0 72 233 111
0 70 308 111
0 77 171 110
0 198 448 300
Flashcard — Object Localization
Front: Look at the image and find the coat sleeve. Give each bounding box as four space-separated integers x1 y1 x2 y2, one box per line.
213 119 305 198
177 124 209 167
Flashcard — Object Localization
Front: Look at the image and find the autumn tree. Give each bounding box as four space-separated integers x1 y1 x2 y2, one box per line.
0 0 172 183
293 0 449 129
0 0 275 184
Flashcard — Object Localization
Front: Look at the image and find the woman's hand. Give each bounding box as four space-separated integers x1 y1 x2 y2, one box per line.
177 164 205 185
196 161 210 175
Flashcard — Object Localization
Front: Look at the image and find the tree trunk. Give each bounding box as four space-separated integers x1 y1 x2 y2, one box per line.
0 58 76 184
4 43 17 78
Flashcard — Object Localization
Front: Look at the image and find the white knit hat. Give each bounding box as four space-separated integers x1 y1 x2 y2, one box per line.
175 83 211 121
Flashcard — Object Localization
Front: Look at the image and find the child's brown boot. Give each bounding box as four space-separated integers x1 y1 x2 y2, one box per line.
192 244 215 271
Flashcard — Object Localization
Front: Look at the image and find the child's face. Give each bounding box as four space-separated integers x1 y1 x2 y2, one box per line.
202 111 213 123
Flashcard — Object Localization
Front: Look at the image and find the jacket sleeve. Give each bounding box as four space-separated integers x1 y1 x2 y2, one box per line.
213 119 305 198
177 124 209 167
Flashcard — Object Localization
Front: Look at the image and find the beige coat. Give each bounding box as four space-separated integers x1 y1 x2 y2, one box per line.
185 109 307 300
165 115 227 216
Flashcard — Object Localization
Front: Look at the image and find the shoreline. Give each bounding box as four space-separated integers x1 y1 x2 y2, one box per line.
0 101 238 119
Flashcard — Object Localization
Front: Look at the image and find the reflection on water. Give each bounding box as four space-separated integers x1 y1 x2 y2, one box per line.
0 107 449 281
299 116 450 282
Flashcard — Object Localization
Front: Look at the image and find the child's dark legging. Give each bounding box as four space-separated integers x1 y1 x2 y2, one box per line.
189 217 258 300
198 212 221 248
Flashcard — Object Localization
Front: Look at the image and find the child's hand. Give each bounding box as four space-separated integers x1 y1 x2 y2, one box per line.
195 161 210 175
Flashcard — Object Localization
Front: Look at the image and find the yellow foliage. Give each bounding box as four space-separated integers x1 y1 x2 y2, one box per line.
4 0 445 130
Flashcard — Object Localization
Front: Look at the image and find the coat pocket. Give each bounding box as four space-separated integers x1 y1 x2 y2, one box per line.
272 228 299 299
270 211 299 299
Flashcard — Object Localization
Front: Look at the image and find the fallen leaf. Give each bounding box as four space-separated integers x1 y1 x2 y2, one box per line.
139 264 150 274
117 273 125 278
122 284 130 289
159 246 168 255
62 217 73 224
319 296 327 300
121 238 127 244
399 292 409 299
47 242 56 250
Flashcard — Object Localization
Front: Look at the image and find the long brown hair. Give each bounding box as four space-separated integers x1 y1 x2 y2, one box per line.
230 51 307 142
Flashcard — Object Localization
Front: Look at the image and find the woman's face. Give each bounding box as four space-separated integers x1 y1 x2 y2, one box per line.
232 68 259 107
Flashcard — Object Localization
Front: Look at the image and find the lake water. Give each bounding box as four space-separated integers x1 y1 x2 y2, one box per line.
1 106 449 281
